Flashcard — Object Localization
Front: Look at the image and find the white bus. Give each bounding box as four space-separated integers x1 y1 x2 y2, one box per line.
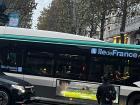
0 26 140 105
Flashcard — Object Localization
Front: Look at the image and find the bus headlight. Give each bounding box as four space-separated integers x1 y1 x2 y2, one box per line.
12 85 25 93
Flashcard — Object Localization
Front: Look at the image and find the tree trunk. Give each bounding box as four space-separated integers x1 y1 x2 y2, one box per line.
120 0 127 44
78 27 82 35
100 12 106 40
90 24 94 38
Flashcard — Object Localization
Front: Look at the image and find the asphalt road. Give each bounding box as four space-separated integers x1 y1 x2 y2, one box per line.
28 103 80 105
27 102 98 105
28 103 56 105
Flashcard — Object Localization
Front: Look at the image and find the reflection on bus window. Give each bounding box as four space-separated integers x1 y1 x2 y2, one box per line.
55 54 87 80
89 56 140 86
24 51 54 76
7 52 16 66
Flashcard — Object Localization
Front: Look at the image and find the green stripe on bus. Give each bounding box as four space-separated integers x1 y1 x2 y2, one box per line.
0 34 140 51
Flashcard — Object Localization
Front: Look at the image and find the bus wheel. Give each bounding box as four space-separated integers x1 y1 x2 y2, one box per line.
127 94 140 105
0 89 11 105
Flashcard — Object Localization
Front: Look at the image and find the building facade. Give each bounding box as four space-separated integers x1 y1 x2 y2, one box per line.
104 4 140 45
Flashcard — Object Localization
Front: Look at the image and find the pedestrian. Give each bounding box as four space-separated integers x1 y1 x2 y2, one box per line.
96 74 116 105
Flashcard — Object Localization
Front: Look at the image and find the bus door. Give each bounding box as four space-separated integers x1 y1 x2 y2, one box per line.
88 57 104 82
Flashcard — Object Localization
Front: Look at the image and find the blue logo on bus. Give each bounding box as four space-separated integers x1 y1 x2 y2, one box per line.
91 48 97 54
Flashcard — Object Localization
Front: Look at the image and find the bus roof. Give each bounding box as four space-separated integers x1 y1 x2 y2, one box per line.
0 26 140 51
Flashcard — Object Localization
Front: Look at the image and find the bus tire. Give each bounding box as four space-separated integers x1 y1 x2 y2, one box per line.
127 94 140 105
0 88 11 105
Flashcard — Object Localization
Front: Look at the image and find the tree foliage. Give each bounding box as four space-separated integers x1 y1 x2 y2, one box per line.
77 0 118 39
75 0 100 37
37 0 74 33
37 0 140 41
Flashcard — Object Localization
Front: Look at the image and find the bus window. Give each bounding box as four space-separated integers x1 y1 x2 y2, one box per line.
0 42 23 73
88 63 103 82
55 54 87 80
7 52 17 66
24 51 54 77
89 56 140 86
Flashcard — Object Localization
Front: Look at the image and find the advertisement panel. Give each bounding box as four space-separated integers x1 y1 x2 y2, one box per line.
56 79 120 104
8 12 19 27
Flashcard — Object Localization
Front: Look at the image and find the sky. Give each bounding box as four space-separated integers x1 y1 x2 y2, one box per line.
32 0 53 29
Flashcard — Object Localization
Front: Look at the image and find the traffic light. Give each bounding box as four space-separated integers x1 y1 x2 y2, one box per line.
0 3 9 25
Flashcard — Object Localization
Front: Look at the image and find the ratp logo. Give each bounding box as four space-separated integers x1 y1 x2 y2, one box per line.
91 48 97 54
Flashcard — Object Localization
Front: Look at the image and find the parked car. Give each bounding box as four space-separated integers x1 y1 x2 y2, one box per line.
0 72 35 105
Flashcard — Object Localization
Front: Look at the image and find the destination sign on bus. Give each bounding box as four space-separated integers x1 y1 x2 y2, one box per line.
91 48 140 58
